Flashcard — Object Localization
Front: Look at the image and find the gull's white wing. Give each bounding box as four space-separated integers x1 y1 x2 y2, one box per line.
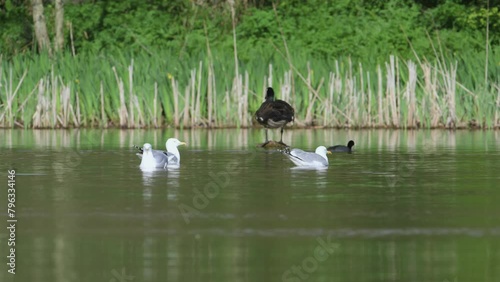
285 148 328 167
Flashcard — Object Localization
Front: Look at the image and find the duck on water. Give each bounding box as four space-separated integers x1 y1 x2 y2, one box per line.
327 140 355 153
255 87 295 147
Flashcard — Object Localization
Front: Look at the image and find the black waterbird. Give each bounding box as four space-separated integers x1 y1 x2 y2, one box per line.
327 140 355 153
254 87 295 146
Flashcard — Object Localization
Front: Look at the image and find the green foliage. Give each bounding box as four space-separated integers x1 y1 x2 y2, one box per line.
0 0 32 54
461 7 500 33
1 0 497 61
64 1 187 53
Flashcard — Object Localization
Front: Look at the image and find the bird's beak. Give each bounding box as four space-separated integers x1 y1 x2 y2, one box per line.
179 142 186 146
327 151 332 155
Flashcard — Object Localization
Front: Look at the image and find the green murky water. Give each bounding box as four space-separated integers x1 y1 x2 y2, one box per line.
1 129 499 282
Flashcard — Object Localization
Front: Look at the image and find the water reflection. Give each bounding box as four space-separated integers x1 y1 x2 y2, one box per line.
1 129 500 282
289 166 329 190
3 128 500 151
165 166 181 192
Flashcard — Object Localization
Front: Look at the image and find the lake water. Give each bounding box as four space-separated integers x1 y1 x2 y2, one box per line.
0 129 499 282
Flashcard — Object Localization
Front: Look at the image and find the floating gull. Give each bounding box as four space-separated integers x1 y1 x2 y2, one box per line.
327 140 355 153
162 138 186 165
283 146 331 167
255 87 295 147
135 138 186 169
138 143 167 170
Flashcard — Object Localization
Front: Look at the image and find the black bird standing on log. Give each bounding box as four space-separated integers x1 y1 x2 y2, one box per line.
255 87 295 147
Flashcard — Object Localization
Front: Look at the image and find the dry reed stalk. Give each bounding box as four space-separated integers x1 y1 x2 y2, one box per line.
484 0 490 87
51 68 57 127
195 61 202 126
183 84 191 127
132 94 144 127
304 62 314 125
345 64 355 125
367 70 372 127
190 68 196 126
442 62 457 128
334 60 342 95
386 56 399 127
229 0 239 81
333 62 343 126
359 63 366 126
324 72 334 126
112 66 128 127
52 81 69 128
395 56 401 116
75 90 81 126
352 65 361 126
331 71 342 127
128 59 134 127
44 78 51 127
58 83 70 127
234 74 242 127
225 89 230 126
32 79 47 128
143 90 154 127
281 70 294 125
211 67 218 127
211 78 218 127
207 64 213 127
495 84 500 127
68 22 75 57
422 63 441 127
229 0 242 127
406 61 417 128
4 68 13 126
61 80 76 127
268 63 273 88
343 61 351 124
280 70 292 104
351 80 359 126
0 55 2 87
153 81 158 127
203 21 215 127
376 65 385 126
170 76 179 127
242 71 249 127
0 61 2 126
100 81 107 128
68 92 78 127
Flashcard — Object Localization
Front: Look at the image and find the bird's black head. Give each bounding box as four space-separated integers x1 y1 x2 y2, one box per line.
347 140 355 148
265 87 275 101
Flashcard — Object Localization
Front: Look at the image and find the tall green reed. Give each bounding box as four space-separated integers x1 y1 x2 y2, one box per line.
0 48 499 129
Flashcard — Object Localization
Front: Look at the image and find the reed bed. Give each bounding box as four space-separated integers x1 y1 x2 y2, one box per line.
0 50 499 129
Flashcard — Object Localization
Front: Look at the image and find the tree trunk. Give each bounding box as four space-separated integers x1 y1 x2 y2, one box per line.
55 0 64 52
31 0 52 54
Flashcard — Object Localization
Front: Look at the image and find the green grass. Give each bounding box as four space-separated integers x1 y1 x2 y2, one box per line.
0 47 499 129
